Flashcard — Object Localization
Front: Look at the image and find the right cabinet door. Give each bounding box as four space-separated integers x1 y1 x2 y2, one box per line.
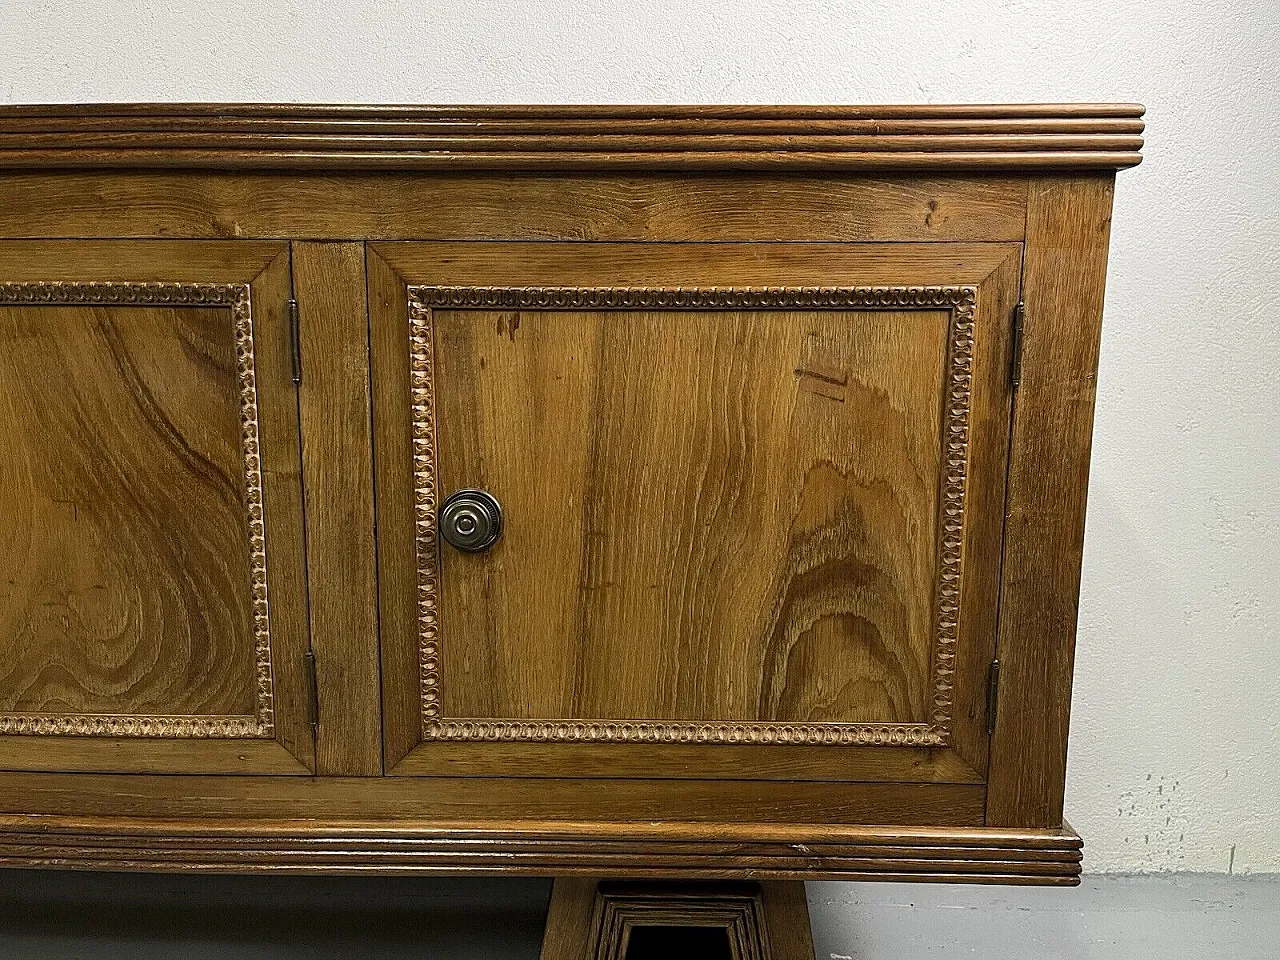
370 242 1020 800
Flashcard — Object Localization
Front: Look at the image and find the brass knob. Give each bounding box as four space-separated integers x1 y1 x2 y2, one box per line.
439 489 503 552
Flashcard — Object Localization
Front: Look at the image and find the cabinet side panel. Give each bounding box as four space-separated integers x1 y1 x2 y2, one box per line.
986 175 1115 827
293 242 382 775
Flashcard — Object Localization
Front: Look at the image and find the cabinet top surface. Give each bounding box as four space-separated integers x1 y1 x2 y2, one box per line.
0 102 1144 172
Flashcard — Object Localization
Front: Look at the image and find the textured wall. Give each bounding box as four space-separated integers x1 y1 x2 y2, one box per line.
3 0 1277 874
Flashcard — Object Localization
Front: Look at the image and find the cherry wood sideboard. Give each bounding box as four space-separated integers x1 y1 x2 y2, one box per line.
0 104 1142 958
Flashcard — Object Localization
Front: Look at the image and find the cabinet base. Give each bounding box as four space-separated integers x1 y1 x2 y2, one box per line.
0 804 1083 883
541 878 815 960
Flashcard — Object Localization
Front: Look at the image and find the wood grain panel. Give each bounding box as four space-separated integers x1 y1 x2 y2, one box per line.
368 247 421 771
946 247 1021 777
986 176 1116 827
540 878 601 960
0 737 310 774
385 740 984 784
372 241 1019 288
0 172 1028 243
247 248 316 771
0 299 257 720
292 242 382 776
758 882 817 959
0 239 283 281
0 771 983 827
432 303 950 732
0 242 312 773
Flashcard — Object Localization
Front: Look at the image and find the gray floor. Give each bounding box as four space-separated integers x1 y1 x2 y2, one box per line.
809 876 1279 960
0 871 1275 958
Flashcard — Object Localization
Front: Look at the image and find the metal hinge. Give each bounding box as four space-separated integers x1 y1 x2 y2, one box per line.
1010 301 1026 389
986 658 1001 734
304 649 320 734
287 298 302 385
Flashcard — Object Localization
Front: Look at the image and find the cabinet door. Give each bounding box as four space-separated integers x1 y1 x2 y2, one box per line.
371 242 1019 793
0 241 313 773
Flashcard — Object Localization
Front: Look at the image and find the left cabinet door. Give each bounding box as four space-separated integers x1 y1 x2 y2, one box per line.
0 241 314 774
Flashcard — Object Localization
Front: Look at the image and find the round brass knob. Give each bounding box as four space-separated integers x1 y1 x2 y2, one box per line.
439 489 503 552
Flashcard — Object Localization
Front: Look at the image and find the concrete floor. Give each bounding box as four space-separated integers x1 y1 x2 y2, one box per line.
809 876 1279 959
0 871 1275 958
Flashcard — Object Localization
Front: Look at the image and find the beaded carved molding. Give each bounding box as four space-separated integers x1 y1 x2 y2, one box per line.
0 282 275 739
408 285 976 748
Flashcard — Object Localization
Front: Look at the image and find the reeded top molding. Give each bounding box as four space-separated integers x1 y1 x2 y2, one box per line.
0 103 1144 172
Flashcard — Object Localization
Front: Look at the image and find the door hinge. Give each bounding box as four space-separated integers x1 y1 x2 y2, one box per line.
986 658 1001 734
1009 301 1026 389
304 649 320 734
287 297 302 385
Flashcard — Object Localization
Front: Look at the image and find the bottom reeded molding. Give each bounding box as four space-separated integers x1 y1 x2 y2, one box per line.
0 814 1082 884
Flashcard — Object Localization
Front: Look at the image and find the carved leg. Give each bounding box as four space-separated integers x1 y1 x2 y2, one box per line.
540 878 815 960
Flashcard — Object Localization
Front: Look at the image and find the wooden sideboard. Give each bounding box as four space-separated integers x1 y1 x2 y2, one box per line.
0 103 1142 958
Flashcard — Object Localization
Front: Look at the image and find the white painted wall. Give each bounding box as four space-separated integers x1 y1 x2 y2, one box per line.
3 0 1277 874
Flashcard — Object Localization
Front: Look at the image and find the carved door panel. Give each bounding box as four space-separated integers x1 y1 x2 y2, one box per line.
0 241 313 774
371 242 1020 795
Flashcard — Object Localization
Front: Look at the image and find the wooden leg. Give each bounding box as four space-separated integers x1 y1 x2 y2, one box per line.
540 878 815 960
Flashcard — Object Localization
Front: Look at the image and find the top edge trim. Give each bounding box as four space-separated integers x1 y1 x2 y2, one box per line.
0 103 1146 171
